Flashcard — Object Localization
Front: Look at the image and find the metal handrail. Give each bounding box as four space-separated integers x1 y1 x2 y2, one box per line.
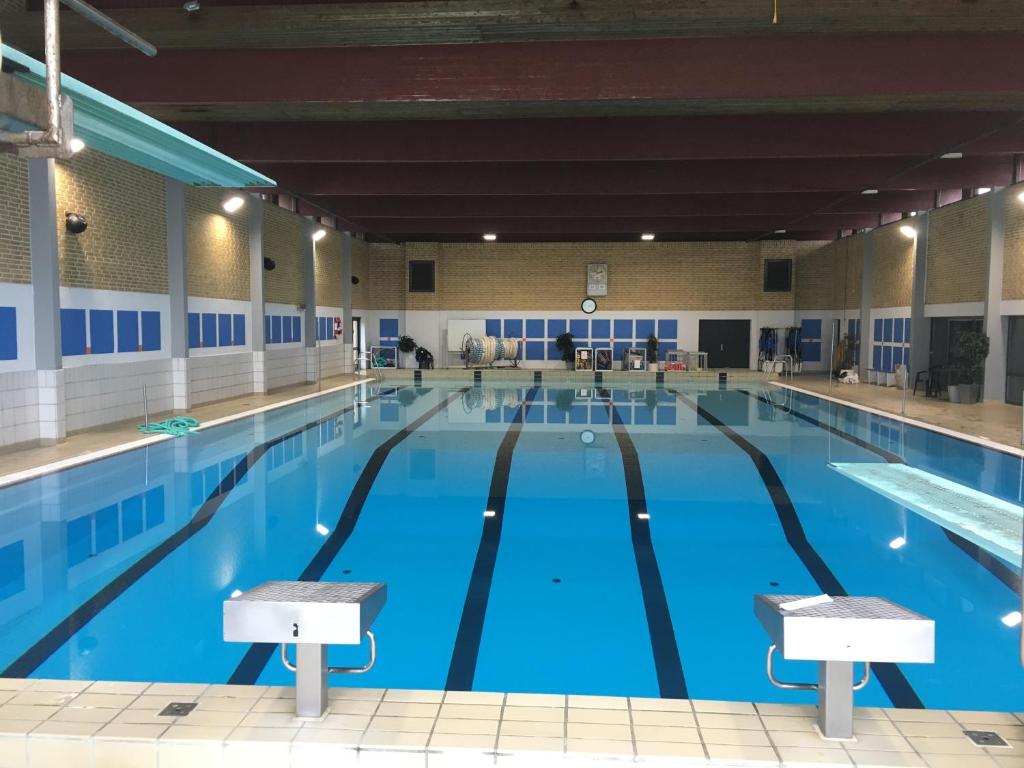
280 630 377 675
766 644 870 692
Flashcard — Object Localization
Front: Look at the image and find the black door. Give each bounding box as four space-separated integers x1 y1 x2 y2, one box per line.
699 319 751 368
1007 316 1024 405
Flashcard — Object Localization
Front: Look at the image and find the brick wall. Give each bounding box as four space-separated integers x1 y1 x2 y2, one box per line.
795 236 863 311
351 238 368 308
0 154 31 284
1003 183 1024 301
185 186 249 301
364 240 819 311
927 194 989 305
55 150 167 293
315 228 343 307
263 203 304 305
872 223 915 307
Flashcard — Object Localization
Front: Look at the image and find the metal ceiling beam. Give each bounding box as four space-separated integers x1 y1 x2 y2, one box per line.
260 156 1013 196
299 191 939 219
175 114 1024 163
58 33 1024 106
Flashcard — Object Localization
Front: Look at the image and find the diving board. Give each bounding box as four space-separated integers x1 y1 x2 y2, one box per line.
831 462 1022 565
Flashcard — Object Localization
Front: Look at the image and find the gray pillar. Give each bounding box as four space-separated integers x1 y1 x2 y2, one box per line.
908 213 931 380
858 230 874 380
28 158 66 444
983 189 1008 402
29 158 61 371
341 232 354 374
166 178 190 410
249 197 267 393
303 219 317 383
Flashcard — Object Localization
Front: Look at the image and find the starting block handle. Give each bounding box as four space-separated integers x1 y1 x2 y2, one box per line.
765 644 871 692
280 630 377 675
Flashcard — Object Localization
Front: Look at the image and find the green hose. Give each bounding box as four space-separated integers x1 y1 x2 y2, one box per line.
137 416 200 437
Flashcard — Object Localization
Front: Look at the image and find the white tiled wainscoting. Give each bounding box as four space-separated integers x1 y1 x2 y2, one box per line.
64 360 174 432
188 353 255 406
0 371 41 447
266 347 309 391
0 679 1019 768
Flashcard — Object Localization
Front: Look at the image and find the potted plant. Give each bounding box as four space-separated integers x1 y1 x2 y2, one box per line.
949 330 989 405
396 334 417 368
646 333 659 372
555 332 575 369
414 346 434 370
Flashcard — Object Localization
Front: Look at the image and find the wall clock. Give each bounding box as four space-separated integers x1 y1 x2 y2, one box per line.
581 297 597 314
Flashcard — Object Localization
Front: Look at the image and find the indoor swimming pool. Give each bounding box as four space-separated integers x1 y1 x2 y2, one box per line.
0 379 1020 712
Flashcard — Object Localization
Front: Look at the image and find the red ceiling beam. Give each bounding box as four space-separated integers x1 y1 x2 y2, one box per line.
301 191 937 219
348 214 882 234
262 156 1012 196
176 113 1023 164
62 33 1024 105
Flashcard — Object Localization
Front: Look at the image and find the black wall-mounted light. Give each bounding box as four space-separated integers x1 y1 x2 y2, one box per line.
65 213 88 235
351 276 360 285
263 257 276 271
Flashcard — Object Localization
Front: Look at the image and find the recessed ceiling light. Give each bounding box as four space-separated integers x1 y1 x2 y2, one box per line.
888 536 906 550
182 0 200 11
315 523 329 536
312 228 327 242
483 233 497 241
641 233 656 241
899 224 917 239
1001 611 1022 628
68 137 85 154
222 195 244 213
940 152 963 160
976 187 992 195
861 189 879 195
774 229 787 234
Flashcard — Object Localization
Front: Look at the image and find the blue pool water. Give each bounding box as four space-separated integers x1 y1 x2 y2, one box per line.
0 380 1021 711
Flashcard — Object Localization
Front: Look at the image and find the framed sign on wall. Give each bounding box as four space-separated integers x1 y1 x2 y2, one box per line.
587 263 608 296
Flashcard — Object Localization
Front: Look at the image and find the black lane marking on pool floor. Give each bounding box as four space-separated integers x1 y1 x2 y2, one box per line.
744 389 1021 597
671 389 925 709
2 386 401 679
607 402 688 699
445 386 540 691
230 386 471 685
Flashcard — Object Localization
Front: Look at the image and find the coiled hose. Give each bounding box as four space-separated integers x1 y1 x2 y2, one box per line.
137 417 199 437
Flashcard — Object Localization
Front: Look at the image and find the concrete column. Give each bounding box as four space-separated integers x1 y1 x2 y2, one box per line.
341 232 354 374
249 197 267 394
908 213 931 380
303 219 318 384
28 158 65 444
166 178 191 410
983 189 1008 402
858 230 874 380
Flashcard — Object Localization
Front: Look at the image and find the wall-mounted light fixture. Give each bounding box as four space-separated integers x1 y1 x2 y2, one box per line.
899 224 917 239
263 257 276 271
861 189 879 195
222 195 245 213
351 276 360 285
976 187 992 195
1018 191 1024 204
65 212 88 234
68 138 86 154
482 233 497 241
312 228 327 242
641 233 656 241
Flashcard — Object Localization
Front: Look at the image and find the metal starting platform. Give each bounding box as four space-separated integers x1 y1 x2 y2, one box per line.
754 594 934 740
225 581 386 718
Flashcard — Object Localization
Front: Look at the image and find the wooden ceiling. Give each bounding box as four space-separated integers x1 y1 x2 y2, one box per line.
3 0 1024 242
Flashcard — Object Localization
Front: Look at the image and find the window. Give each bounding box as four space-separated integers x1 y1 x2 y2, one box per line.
763 259 792 292
409 260 435 293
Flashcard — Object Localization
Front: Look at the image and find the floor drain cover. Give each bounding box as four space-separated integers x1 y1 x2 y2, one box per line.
159 702 198 717
965 731 1009 747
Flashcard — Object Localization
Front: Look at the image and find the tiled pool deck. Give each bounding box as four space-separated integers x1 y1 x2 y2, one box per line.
0 680 1019 768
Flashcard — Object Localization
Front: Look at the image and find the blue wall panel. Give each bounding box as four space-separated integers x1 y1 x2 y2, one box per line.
800 341 821 362
800 318 822 339
271 315 282 343
874 318 883 342
893 318 903 343
61 309 87 356
547 319 566 338
188 313 201 349
882 346 892 372
591 319 610 339
547 342 562 360
872 345 882 370
116 310 139 352
658 319 678 340
525 341 545 360
0 307 17 361
380 318 399 338
503 319 523 338
90 310 115 354
201 313 217 347
282 316 293 343
569 319 588 339
218 314 232 346
635 319 655 339
141 311 160 351
292 316 302 341
613 319 632 339
525 319 544 338
485 319 501 337
232 314 245 346
883 318 894 342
